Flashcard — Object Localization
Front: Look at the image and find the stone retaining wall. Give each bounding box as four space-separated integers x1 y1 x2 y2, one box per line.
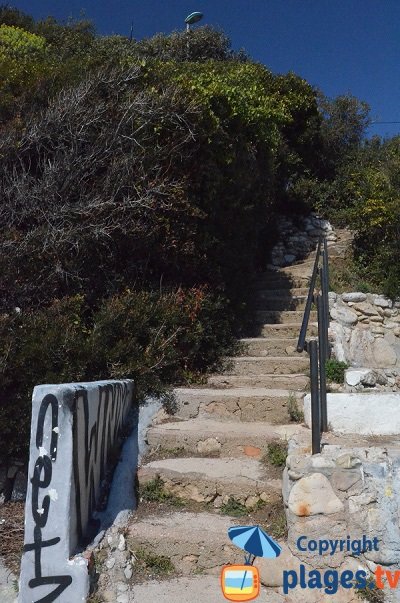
19 379 134 603
284 446 400 602
329 292 400 376
268 213 335 269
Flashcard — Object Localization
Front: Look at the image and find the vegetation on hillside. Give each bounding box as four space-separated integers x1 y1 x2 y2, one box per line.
0 6 397 457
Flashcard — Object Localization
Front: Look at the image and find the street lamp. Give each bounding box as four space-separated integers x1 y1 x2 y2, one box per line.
185 11 203 32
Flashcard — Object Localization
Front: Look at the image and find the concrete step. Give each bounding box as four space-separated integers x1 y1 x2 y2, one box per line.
138 456 282 506
128 512 244 575
173 387 305 423
240 337 302 357
226 356 309 376
255 310 316 324
146 418 305 458
254 296 308 311
207 373 309 390
251 322 317 339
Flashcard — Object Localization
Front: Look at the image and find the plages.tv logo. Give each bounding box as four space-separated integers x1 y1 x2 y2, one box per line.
220 525 281 601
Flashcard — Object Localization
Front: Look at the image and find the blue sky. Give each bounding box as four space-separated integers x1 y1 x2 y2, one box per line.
10 1 400 138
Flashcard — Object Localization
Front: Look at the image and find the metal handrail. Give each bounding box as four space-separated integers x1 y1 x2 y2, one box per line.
297 236 322 353
296 234 330 454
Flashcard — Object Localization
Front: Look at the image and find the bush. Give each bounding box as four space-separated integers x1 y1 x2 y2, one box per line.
0 288 237 457
325 359 348 383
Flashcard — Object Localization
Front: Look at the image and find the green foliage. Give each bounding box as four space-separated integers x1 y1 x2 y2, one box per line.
220 497 249 517
318 93 370 174
139 476 182 507
132 25 246 63
287 393 304 423
325 359 348 383
134 548 175 576
264 442 288 468
0 288 237 457
355 584 384 603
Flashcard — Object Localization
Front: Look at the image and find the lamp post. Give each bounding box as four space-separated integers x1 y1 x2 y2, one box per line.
184 11 203 32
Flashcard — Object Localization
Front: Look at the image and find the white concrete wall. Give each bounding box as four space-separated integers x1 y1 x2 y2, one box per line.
304 392 400 435
19 379 134 603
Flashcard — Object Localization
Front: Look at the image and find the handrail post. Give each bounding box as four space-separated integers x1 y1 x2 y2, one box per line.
309 339 321 454
317 292 328 432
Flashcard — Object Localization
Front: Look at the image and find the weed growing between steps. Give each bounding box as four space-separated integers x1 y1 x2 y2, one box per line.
287 392 304 423
220 497 249 517
356 584 385 602
134 548 175 578
263 442 288 468
326 359 349 383
140 476 184 507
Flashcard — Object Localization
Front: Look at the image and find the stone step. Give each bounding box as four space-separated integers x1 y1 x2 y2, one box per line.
207 373 309 390
254 274 310 289
226 356 309 376
254 296 308 311
128 512 245 575
146 418 304 457
173 387 305 423
256 287 309 299
252 322 318 339
138 456 282 506
130 576 276 603
255 310 316 324
241 337 302 356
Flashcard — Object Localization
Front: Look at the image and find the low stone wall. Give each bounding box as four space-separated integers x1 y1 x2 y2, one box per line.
19 379 134 603
284 446 400 602
329 292 400 376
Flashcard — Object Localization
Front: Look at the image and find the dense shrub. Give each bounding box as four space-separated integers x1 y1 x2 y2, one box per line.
0 288 236 457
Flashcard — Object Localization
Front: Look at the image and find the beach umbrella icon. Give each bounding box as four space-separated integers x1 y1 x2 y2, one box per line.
228 525 282 560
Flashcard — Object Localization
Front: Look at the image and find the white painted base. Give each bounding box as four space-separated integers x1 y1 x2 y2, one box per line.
304 392 400 435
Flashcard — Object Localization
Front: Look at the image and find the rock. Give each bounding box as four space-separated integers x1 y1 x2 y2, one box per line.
118 534 126 551
361 371 377 387
117 583 128 592
345 369 372 387
245 495 259 509
331 469 362 492
310 456 335 470
335 454 362 469
117 594 129 603
196 438 221 454
373 296 392 308
342 292 367 303
352 301 380 316
288 473 344 516
106 557 116 570
372 338 397 367
330 304 358 326
349 328 375 367
124 565 133 580
254 542 305 587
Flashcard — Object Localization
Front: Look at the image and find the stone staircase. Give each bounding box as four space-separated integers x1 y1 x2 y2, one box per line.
91 225 366 603
119 250 322 602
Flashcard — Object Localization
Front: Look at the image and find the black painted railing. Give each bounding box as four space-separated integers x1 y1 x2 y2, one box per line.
297 236 330 454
